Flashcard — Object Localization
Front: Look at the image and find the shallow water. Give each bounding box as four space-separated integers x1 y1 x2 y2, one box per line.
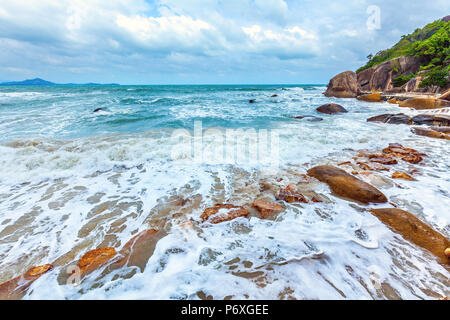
0 85 448 299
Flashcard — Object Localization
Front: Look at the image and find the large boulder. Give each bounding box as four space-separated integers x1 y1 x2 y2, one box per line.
316 103 348 114
369 208 450 264
357 56 425 92
401 76 422 92
307 165 388 204
410 114 450 126
324 71 360 98
399 98 450 110
367 113 412 124
411 127 450 140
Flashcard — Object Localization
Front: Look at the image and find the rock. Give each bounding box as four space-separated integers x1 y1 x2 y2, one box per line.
93 107 105 113
276 185 309 203
201 204 250 224
324 71 360 98
439 89 450 101
392 171 415 181
77 247 117 277
307 165 388 204
316 103 348 115
382 143 426 164
357 92 381 102
411 127 450 140
366 113 412 124
401 76 422 92
0 264 53 300
249 99 256 103
368 154 398 165
356 161 389 171
369 208 450 264
357 56 425 92
271 94 278 97
411 114 450 126
445 248 450 258
430 126 450 133
387 98 400 104
399 98 450 110
294 115 323 121
113 229 161 272
252 199 284 219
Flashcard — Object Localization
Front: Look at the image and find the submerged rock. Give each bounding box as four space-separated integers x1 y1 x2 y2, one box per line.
294 115 323 122
271 94 278 97
357 92 381 102
201 204 250 224
93 107 105 113
276 185 309 203
77 247 117 277
249 99 256 103
252 199 284 219
382 143 426 164
307 165 388 204
316 103 348 115
369 208 450 264
0 264 53 300
324 71 360 98
392 171 415 181
399 98 450 110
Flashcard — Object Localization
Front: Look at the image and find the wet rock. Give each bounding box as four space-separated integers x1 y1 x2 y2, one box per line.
93 107 105 113
410 114 450 127
294 115 323 122
445 248 450 258
249 99 256 103
271 94 278 98
77 247 117 277
357 92 381 102
201 204 250 224
324 71 360 98
411 127 450 140
368 154 398 165
382 143 426 164
369 208 450 264
276 185 309 203
252 199 284 219
307 165 388 204
430 126 450 133
366 113 411 125
0 264 53 300
113 229 161 272
387 98 400 104
356 161 389 171
316 103 348 115
399 98 450 110
392 171 415 181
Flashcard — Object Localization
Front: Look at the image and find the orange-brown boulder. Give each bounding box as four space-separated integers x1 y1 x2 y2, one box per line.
201 204 250 224
411 127 450 140
77 247 117 276
324 71 360 98
369 208 450 264
357 92 381 102
307 165 388 204
391 171 415 181
252 199 284 219
445 248 450 258
0 264 53 300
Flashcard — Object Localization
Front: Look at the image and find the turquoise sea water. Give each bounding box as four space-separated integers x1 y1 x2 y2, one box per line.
0 85 448 299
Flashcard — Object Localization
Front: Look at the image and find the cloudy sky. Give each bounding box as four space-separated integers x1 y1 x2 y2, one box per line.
0 0 448 84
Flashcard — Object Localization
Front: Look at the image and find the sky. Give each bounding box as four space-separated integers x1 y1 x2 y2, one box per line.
0 0 448 84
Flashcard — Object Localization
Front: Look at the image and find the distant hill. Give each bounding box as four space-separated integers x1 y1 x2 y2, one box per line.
0 78 120 86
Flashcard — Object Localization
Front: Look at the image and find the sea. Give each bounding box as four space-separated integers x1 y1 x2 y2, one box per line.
0 84 448 299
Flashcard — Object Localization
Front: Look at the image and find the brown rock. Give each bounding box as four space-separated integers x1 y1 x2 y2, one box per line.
411 127 450 140
276 185 309 203
113 229 161 272
356 161 389 171
0 264 53 300
307 165 388 204
369 208 450 264
387 98 399 104
382 143 426 164
201 204 250 224
367 113 412 125
439 89 450 101
357 92 381 102
392 171 415 181
445 247 450 258
252 199 284 219
77 247 117 276
271 94 278 98
411 114 450 127
324 71 360 98
368 154 398 165
401 76 422 92
399 98 450 110
316 103 348 115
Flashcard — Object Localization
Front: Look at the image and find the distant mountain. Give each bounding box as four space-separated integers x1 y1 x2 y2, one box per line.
0 78 56 86
0 78 120 86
